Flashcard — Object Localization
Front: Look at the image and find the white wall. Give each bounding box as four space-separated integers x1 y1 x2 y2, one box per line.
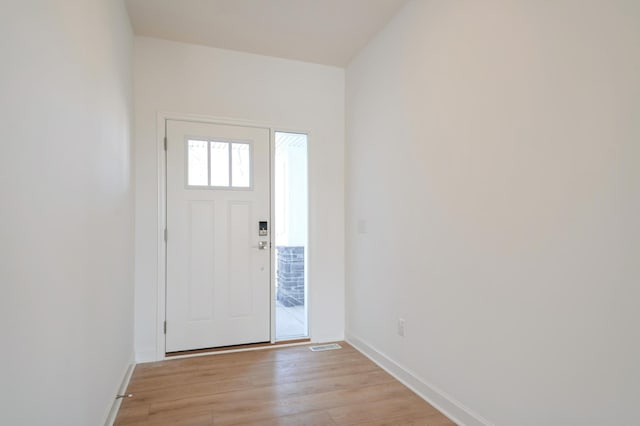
0 1 134 425
346 1 639 425
134 37 345 361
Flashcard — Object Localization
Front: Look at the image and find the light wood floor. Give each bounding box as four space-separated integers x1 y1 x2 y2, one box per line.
115 342 455 426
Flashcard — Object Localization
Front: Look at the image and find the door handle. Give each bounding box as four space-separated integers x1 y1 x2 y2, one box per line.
252 241 269 250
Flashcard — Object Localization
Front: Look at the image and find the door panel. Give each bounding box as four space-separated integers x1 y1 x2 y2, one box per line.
187 200 215 322
165 120 271 352
228 201 252 317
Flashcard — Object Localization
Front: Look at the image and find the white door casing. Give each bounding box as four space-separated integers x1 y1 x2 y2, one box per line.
165 120 271 352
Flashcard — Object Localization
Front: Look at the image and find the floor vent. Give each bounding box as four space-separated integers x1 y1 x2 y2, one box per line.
309 343 342 352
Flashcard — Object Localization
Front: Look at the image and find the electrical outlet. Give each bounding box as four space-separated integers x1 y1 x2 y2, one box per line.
397 318 405 337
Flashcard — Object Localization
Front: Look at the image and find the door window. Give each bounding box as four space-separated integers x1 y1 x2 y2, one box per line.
186 139 252 188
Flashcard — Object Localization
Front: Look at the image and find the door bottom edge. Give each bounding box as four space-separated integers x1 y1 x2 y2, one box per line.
165 338 311 358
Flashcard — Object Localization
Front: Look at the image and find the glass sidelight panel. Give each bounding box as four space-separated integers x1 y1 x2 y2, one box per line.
274 131 308 340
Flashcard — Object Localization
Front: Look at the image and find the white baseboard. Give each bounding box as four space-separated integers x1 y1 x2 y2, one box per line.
346 333 492 426
103 361 136 426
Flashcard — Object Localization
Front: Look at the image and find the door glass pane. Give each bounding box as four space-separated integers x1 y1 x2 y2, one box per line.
187 140 208 186
210 141 229 187
274 132 308 340
231 143 251 188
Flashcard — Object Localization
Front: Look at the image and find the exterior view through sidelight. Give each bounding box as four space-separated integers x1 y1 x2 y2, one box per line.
274 131 308 340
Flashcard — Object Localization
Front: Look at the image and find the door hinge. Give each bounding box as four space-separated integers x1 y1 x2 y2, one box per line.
164 136 167 151
163 321 167 334
164 228 168 242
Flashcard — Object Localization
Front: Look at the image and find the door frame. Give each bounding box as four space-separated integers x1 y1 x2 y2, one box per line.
155 111 311 361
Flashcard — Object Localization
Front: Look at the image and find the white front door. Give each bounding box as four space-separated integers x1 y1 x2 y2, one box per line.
165 120 271 352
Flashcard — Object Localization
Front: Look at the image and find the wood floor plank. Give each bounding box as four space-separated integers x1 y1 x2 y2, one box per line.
327 393 438 425
350 411 458 426
207 382 411 425
115 342 456 426
113 404 150 425
238 410 337 426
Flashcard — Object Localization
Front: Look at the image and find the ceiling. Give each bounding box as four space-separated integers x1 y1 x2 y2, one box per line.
125 0 410 67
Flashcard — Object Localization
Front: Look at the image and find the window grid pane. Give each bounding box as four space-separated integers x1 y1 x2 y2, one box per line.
231 143 251 188
187 140 208 186
210 141 230 187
